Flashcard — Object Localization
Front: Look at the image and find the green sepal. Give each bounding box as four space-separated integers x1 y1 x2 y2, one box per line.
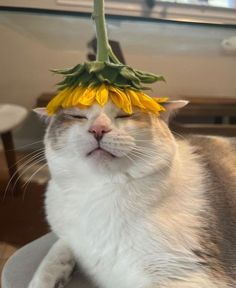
57 78 68 87
120 67 141 83
105 62 125 68
85 62 105 73
65 65 85 77
131 80 144 90
53 61 165 91
51 64 81 75
96 65 121 83
88 79 101 87
134 70 166 83
113 74 130 87
78 71 94 86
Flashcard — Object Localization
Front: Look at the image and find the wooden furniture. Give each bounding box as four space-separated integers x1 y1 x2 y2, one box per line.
36 93 54 108
170 96 236 137
0 104 28 196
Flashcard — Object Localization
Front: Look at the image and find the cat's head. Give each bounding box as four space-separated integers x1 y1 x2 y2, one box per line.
35 100 187 179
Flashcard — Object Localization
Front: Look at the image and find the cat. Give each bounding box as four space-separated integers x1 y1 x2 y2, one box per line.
29 100 236 288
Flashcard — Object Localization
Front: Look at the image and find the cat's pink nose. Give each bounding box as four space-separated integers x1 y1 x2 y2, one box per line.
89 124 111 141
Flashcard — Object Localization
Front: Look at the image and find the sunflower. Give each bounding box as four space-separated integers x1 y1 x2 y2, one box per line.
46 0 168 116
46 84 167 116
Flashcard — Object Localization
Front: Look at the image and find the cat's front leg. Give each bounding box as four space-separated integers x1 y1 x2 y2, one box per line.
28 239 76 288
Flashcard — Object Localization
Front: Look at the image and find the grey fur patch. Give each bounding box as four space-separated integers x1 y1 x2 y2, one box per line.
47 113 73 150
187 135 236 285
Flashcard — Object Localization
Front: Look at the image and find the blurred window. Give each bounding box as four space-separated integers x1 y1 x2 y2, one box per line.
157 0 236 9
57 0 236 9
1 0 236 24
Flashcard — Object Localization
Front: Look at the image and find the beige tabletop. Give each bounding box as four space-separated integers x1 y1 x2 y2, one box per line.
0 104 28 134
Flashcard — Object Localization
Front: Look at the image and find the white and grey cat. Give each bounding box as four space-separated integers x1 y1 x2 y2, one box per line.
29 100 236 288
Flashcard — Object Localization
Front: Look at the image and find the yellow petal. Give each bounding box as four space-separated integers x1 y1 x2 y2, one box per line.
96 84 109 106
62 90 74 108
46 83 167 116
77 86 97 106
153 97 168 104
109 86 132 114
72 87 86 106
153 97 168 112
46 88 70 115
110 92 122 109
109 87 124 107
138 92 164 114
126 89 145 110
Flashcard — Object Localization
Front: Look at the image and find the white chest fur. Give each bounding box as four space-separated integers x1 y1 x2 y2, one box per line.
46 178 154 288
45 147 209 288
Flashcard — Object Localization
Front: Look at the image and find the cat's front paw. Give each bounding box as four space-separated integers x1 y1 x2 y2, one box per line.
28 260 75 288
28 240 76 288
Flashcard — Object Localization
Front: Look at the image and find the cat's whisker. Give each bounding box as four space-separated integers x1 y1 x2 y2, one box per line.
3 150 46 200
133 145 164 154
133 150 164 160
171 130 186 140
5 148 45 174
124 153 149 171
9 155 46 198
134 139 155 142
18 154 68 200
5 140 44 152
130 149 156 159
130 148 172 169
128 151 156 167
127 127 154 131
23 171 70 200
17 151 46 174
131 146 160 156
49 140 95 151
127 131 153 137
22 162 49 200
12 148 45 169
129 150 154 161
124 153 136 165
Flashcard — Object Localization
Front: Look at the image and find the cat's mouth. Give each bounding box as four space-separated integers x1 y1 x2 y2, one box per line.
87 147 116 158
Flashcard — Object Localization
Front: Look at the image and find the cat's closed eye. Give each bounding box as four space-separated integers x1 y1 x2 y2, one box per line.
65 114 87 120
115 114 134 119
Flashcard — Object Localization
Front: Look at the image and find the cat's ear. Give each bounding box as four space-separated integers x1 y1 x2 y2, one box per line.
33 108 50 122
160 100 188 123
33 107 48 116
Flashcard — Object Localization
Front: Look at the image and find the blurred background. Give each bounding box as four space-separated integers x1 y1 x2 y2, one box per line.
0 0 236 278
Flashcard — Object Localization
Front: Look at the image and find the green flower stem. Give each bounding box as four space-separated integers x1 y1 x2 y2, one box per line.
108 46 122 64
93 0 109 62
